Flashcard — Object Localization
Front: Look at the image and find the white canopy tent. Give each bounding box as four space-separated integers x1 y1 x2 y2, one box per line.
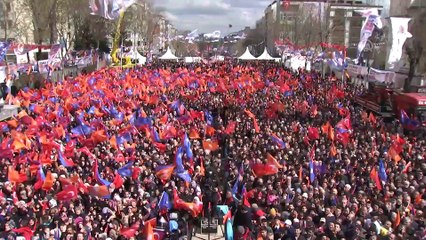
257 48 275 61
126 49 146 65
159 47 179 62
238 47 256 61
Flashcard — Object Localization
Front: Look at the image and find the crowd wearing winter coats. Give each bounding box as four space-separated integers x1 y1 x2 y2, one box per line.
0 62 424 240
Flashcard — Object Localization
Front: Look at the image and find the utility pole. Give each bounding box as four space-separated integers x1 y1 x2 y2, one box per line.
2 1 10 76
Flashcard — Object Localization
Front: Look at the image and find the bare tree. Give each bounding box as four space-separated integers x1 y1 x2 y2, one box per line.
24 0 59 44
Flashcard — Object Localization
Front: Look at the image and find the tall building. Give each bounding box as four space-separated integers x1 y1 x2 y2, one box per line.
259 0 383 58
327 1 383 59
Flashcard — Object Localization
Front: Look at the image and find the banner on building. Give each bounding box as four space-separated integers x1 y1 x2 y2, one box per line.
369 68 395 83
387 17 412 71
347 64 368 76
356 9 382 61
90 0 136 20
48 44 62 65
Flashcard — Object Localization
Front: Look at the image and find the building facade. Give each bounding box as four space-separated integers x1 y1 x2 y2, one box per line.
258 0 384 59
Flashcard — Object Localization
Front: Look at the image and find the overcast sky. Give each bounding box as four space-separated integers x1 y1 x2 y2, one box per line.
153 0 272 34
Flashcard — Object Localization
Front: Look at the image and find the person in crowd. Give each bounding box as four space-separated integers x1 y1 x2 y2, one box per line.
0 62 424 240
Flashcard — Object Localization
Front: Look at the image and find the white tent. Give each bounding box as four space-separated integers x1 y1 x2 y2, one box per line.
257 48 275 61
126 49 146 65
238 47 256 60
159 47 179 62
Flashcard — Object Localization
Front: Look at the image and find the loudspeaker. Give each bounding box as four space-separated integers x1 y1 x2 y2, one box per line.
10 86 17 97
0 83 7 100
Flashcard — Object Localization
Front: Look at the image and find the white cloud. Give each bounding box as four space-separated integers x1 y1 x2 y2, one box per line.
153 0 270 33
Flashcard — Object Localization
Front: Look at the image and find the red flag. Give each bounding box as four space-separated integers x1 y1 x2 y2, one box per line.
41 171 54 191
205 125 216 136
113 173 124 189
8 167 27 183
307 127 320 140
253 118 260 133
266 153 283 169
252 164 278 177
189 128 200 139
224 121 237 135
244 109 256 119
223 210 231 225
393 211 400 228
370 167 382 191
369 112 377 124
120 221 140 238
153 142 167 153
173 189 202 217
56 185 78 201
155 165 174 182
202 140 219 151
145 222 154 240
12 227 34 240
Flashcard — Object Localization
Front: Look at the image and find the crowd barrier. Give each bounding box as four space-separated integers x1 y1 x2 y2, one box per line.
12 64 98 90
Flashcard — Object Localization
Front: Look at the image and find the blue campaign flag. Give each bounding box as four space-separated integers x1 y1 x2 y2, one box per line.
378 159 387 182
232 177 239 196
158 191 172 211
176 171 192 183
170 100 180 112
71 123 93 136
94 160 112 186
117 161 133 177
0 123 9 133
38 165 46 181
309 159 315 183
88 77 96 86
174 147 185 173
204 110 213 125
183 133 191 149
134 117 152 127
151 127 161 142
58 149 74 167
88 106 96 115
400 110 420 130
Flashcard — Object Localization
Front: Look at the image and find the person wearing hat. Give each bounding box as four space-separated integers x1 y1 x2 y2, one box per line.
233 204 254 237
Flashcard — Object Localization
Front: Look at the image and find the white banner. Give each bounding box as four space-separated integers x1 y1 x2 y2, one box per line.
387 17 412 71
347 64 368 76
356 9 382 61
48 44 61 60
0 66 6 83
369 68 395 83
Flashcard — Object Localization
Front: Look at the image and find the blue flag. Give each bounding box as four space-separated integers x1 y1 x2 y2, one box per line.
158 191 172 211
117 162 133 177
309 159 315 183
204 110 213 125
378 159 387 182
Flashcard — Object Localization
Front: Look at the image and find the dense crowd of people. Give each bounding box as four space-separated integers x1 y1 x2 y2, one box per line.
0 62 424 240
